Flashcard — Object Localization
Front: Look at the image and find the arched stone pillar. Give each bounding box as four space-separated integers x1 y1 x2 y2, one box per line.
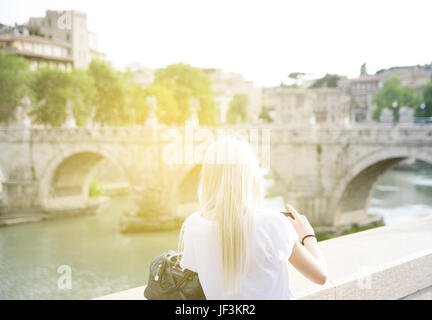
38 147 128 212
329 147 432 226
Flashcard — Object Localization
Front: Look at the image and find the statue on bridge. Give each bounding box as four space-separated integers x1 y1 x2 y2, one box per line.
379 107 394 124
86 106 98 129
187 96 200 127
145 96 159 128
13 96 31 128
62 100 77 128
399 106 414 124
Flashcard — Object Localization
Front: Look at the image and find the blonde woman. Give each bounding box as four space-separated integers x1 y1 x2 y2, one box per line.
179 136 327 299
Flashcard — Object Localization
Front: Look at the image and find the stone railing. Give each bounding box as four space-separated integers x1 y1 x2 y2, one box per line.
0 125 431 144
95 216 432 300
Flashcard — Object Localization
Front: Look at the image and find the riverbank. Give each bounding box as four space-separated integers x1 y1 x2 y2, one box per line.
393 159 432 172
315 213 385 241
0 197 109 227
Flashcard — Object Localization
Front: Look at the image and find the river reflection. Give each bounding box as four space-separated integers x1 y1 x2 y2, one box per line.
368 168 432 225
0 168 431 299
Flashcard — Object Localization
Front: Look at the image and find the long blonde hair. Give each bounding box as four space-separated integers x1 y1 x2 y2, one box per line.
180 136 264 296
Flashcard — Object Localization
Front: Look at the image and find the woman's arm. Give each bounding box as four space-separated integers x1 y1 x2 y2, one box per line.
285 204 328 285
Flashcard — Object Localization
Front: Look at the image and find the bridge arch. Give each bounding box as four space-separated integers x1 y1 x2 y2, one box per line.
330 146 432 226
38 146 128 211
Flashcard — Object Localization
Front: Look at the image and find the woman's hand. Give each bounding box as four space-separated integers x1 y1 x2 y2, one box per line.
285 204 327 285
285 204 315 240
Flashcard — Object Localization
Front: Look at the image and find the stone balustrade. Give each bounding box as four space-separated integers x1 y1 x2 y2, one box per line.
0 125 431 144
95 216 432 300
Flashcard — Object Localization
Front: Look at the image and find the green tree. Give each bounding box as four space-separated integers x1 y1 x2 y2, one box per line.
259 106 275 123
88 60 127 125
154 63 218 125
144 84 180 125
310 74 340 88
372 77 421 122
414 81 432 118
88 179 104 198
126 82 149 125
123 77 180 126
29 68 96 126
120 70 149 125
0 53 30 123
69 69 98 125
283 72 306 87
288 72 306 80
226 93 249 124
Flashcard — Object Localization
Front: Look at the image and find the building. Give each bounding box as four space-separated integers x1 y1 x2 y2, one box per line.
376 64 432 95
309 87 351 125
262 86 309 125
340 63 432 123
0 10 105 70
202 68 262 124
339 75 381 123
0 32 73 71
262 86 350 126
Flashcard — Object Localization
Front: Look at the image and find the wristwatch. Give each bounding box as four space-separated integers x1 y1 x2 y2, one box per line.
301 234 316 245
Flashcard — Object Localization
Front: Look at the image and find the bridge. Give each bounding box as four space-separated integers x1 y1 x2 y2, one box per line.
0 124 431 227
96 216 432 300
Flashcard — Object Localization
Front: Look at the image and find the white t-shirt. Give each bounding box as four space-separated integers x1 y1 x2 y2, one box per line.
179 208 298 300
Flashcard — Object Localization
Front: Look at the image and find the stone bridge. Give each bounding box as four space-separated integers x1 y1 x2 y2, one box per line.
0 124 431 227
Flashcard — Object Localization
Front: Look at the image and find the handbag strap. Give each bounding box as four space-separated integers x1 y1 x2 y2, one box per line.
154 264 195 295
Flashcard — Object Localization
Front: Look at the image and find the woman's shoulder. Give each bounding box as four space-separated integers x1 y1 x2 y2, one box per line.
182 211 205 229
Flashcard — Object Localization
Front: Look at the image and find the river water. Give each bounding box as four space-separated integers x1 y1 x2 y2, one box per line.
0 168 431 299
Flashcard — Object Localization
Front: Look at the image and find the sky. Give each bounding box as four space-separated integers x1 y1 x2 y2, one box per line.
1 0 432 87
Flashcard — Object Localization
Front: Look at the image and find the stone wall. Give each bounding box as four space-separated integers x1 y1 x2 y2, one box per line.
95 216 432 300
0 125 431 227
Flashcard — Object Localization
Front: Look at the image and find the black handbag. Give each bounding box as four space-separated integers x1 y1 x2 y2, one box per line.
144 250 206 300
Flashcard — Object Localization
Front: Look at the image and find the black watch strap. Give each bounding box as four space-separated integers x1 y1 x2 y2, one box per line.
301 234 316 245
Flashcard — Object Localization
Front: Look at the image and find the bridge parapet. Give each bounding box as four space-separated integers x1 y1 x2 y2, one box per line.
0 127 161 143
272 126 432 144
0 125 430 144
95 216 432 300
